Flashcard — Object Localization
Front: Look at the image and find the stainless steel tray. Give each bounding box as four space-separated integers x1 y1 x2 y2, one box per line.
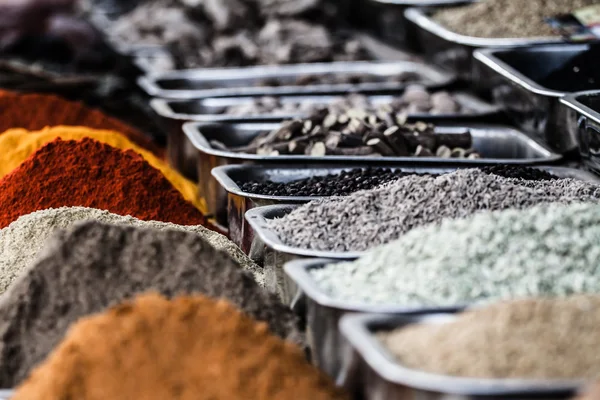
357 0 474 49
284 258 464 385
405 7 564 81
474 44 594 154
561 91 600 175
137 60 454 99
184 120 561 222
150 90 502 122
340 313 582 399
214 164 594 254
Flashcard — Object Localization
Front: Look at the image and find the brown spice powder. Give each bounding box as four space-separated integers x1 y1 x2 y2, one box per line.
12 293 347 400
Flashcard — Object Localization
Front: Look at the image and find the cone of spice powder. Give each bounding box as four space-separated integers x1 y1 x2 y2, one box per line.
0 137 215 230
12 293 345 400
0 221 301 386
0 126 206 213
0 90 162 156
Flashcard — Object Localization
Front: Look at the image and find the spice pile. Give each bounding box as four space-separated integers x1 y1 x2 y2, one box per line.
0 221 299 386
12 293 345 400
433 0 597 38
0 207 262 295
238 166 558 197
107 0 367 69
256 72 421 87
224 87 470 117
268 169 600 252
212 110 479 158
378 295 600 379
312 202 600 305
0 138 213 230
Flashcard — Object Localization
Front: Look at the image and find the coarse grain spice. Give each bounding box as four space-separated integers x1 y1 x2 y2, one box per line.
378 295 600 379
12 293 346 400
0 221 300 387
0 137 216 231
0 207 263 295
269 169 600 252
0 126 206 213
311 202 600 306
433 0 598 39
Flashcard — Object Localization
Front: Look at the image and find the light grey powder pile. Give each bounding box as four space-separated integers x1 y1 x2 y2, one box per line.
0 221 301 387
311 202 600 306
0 207 263 294
268 169 600 252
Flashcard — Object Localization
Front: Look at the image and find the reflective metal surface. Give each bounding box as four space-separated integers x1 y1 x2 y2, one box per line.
561 91 600 176
474 44 593 154
340 313 582 400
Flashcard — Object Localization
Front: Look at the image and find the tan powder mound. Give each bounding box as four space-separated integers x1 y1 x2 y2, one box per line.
13 293 347 400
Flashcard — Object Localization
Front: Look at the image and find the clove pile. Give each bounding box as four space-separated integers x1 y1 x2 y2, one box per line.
224 86 469 117
211 108 480 158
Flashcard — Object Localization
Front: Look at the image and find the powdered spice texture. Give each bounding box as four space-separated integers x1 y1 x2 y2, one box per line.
379 295 600 379
12 293 345 400
0 137 214 230
0 221 300 387
0 207 264 294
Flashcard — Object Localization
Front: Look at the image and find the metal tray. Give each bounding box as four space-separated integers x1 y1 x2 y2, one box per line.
404 7 564 81
213 164 595 254
340 313 582 399
561 91 600 175
0 390 12 399
137 60 454 99
284 258 464 385
356 0 474 50
150 90 502 123
183 120 561 222
473 44 596 154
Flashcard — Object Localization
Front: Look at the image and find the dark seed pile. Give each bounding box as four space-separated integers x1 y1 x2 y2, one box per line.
237 166 560 197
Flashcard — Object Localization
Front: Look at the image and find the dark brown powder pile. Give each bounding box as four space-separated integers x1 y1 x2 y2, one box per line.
0 221 302 387
12 293 346 400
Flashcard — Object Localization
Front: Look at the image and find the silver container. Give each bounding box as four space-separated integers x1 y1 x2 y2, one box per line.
561 91 600 175
150 90 501 123
214 164 594 254
0 390 13 399
357 0 474 49
404 7 564 81
137 60 454 100
473 44 597 154
183 120 561 222
284 258 464 385
340 313 582 400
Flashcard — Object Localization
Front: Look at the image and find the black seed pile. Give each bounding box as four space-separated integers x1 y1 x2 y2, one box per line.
237 166 561 197
480 165 559 181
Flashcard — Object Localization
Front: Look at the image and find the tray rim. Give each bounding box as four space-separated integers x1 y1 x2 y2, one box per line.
340 312 584 396
561 90 600 121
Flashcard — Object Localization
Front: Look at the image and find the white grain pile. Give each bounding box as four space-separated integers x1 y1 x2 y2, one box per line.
312 202 600 306
0 207 263 294
268 169 600 252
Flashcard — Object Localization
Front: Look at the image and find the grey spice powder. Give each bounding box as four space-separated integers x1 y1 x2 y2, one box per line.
268 169 600 252
311 202 600 307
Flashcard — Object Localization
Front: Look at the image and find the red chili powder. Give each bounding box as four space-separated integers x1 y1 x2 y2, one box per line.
0 90 163 157
12 293 348 400
0 137 215 230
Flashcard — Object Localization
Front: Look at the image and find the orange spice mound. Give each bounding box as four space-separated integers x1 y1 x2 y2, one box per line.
13 293 348 400
0 90 163 157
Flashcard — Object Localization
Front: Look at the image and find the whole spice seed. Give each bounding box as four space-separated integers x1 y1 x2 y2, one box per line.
12 293 346 400
238 166 559 197
0 221 301 387
212 108 479 158
0 138 215 230
378 295 600 379
0 207 263 295
0 90 161 156
224 88 468 117
0 126 206 213
433 0 598 39
268 169 600 252
311 202 600 306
